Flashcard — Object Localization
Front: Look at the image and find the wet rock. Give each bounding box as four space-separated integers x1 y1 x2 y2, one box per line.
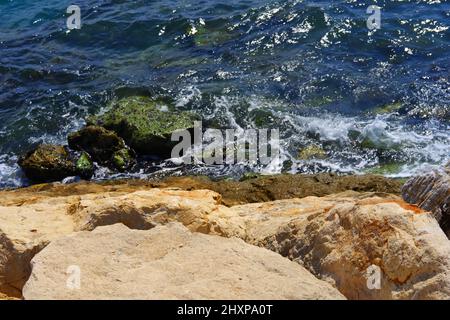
87 96 199 157
75 152 94 179
297 145 327 160
18 144 77 183
68 126 125 162
402 166 450 238
68 125 134 171
112 148 134 172
152 174 404 206
23 223 345 300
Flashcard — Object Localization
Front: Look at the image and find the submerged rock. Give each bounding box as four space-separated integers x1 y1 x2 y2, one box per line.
297 145 327 160
18 144 77 182
87 96 199 156
23 223 345 300
68 125 134 171
402 165 450 238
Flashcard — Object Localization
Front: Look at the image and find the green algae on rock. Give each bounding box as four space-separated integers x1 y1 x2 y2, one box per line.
68 125 134 171
112 148 135 172
68 126 126 163
364 163 405 175
298 145 327 160
87 96 199 156
76 152 94 179
18 144 77 183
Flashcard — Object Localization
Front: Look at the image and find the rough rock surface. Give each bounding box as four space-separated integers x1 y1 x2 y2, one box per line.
230 192 450 300
22 223 345 300
87 96 199 156
0 188 232 297
1 181 449 300
0 174 402 207
153 174 404 206
402 167 450 238
18 144 77 182
68 125 134 172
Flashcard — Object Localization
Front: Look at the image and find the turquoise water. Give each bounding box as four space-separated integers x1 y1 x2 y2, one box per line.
0 0 449 187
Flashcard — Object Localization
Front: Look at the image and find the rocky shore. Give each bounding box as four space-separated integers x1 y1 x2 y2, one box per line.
2 95 449 300
0 170 449 300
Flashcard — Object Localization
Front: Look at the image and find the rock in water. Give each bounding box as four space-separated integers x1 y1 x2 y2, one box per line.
18 144 77 182
87 96 199 156
68 125 134 171
75 152 94 179
402 166 450 237
22 223 345 300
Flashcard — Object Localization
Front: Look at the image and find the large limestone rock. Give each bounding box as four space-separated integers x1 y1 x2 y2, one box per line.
1 182 449 300
0 188 235 297
402 166 449 238
230 192 450 300
22 223 345 300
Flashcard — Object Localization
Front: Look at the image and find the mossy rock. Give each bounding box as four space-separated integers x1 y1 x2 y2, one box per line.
372 101 403 115
249 109 276 128
298 145 327 160
364 163 404 175
68 125 126 163
76 152 94 179
193 25 234 47
239 172 261 182
112 148 135 172
18 144 77 182
87 96 200 157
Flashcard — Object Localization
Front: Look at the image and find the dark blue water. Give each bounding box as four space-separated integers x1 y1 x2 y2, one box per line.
0 0 449 187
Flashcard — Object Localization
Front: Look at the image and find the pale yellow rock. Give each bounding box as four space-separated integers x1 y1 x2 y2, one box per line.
22 223 345 300
230 192 450 300
0 188 239 297
1 184 450 300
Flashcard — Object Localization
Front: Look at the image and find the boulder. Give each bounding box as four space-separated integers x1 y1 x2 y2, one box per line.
68 125 134 172
229 193 450 300
1 182 449 300
87 96 199 156
22 223 345 300
0 187 236 297
18 144 77 182
402 166 450 238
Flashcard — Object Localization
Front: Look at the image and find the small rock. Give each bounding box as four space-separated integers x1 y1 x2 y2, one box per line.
298 145 327 160
18 144 77 183
75 152 94 179
68 125 134 171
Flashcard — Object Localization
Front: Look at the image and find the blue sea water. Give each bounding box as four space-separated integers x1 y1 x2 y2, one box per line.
0 0 449 188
